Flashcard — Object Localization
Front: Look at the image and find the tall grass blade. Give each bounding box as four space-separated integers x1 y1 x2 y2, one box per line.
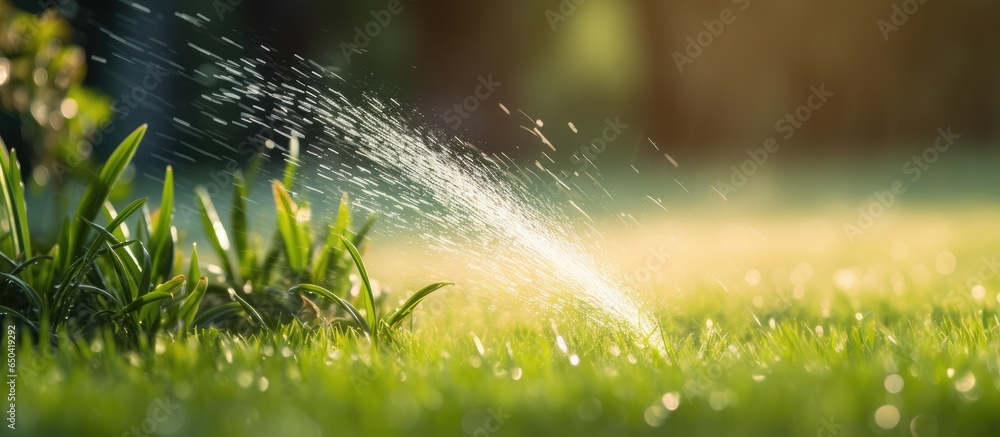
178 277 208 331
311 194 351 284
283 134 300 190
384 282 454 329
339 236 377 339
232 171 249 277
290 284 369 334
272 181 306 273
149 166 175 282
0 143 31 261
195 187 236 281
66 124 146 268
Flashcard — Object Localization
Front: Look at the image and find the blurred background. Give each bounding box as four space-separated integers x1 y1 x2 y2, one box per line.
1 0 998 223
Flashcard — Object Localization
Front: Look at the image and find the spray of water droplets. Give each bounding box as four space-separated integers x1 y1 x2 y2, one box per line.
193 53 662 347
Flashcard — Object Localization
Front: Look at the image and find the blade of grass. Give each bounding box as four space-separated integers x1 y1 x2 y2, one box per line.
384 282 454 329
289 284 369 334
0 272 42 315
0 144 31 261
228 288 269 331
149 166 174 282
232 171 249 277
311 194 351 284
178 277 208 331
192 301 243 327
0 305 38 333
195 187 236 282
272 181 306 273
115 291 172 317
187 243 200 290
66 124 146 269
339 236 377 339
283 134 300 190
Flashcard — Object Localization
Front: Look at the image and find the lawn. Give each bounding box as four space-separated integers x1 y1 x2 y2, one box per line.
14 208 1000 436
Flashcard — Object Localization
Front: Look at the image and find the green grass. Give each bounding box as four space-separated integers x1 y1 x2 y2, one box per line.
2 126 998 436
13 254 1000 436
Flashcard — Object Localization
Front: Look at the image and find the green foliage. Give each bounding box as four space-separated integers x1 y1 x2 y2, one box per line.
190 135 450 341
290 236 453 347
0 126 451 348
0 2 113 188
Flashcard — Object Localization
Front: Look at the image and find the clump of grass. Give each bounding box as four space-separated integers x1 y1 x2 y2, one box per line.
0 125 450 348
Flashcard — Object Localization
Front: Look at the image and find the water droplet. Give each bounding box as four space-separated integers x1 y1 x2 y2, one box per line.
661 392 680 410
644 405 667 427
971 285 986 299
874 405 900 429
935 252 957 275
884 374 904 393
954 372 976 393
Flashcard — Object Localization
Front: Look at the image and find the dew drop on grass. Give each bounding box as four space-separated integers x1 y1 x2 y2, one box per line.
643 405 668 427
874 405 900 429
971 285 986 299
608 344 621 357
511 367 523 381
884 374 904 393
834 269 856 290
471 333 486 357
556 335 568 354
910 415 938 437
661 392 680 411
236 371 254 388
954 372 976 393
935 251 957 275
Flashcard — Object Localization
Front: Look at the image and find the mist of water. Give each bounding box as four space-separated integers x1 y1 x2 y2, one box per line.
191 54 663 348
